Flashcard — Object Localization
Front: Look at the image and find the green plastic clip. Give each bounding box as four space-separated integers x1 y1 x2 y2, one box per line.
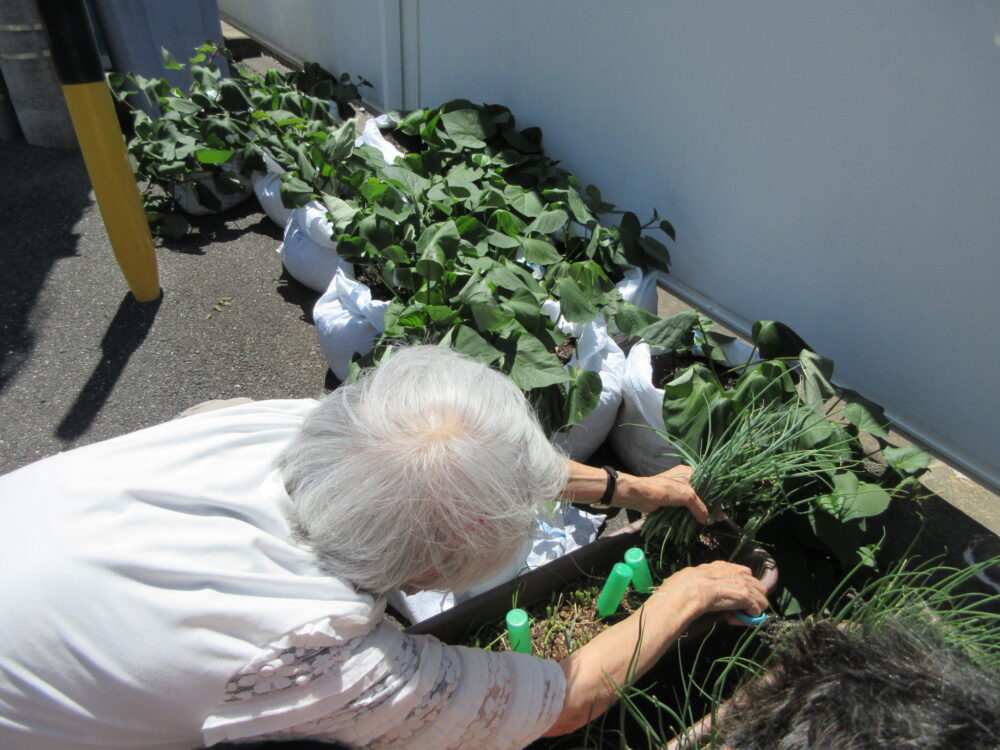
596 562 633 617
624 547 654 594
506 608 531 653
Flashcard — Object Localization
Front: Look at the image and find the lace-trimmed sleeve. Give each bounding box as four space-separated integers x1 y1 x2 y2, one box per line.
202 618 566 750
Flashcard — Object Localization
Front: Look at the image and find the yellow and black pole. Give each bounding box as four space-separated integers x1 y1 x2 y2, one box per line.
35 0 160 302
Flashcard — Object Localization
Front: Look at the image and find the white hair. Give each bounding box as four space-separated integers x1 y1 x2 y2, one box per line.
277 345 568 595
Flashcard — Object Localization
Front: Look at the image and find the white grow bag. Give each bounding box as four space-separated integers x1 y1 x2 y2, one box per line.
313 268 389 382
278 200 351 292
251 152 293 229
540 301 626 461
616 265 659 314
314 270 627 459
610 337 756 476
171 165 252 216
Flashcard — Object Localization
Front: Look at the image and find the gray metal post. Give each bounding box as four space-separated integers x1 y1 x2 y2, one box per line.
0 0 75 148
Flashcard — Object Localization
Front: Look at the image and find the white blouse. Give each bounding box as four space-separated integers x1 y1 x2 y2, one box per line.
0 400 565 750
205 616 564 749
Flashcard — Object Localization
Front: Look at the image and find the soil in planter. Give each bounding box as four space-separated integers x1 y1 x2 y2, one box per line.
652 350 740 390
555 336 578 366
470 583 645 660
355 265 394 302
470 529 743 660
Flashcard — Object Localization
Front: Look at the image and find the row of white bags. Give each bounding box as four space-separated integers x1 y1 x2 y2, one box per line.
314 265 659 461
244 115 720 471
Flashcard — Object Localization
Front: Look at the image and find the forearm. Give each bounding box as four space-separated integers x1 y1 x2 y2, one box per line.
543 588 701 736
562 460 642 510
562 460 710 521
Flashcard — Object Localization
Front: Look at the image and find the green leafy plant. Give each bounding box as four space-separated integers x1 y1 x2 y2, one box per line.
282 61 372 119
306 100 679 435
628 316 931 613
110 44 256 236
112 45 373 237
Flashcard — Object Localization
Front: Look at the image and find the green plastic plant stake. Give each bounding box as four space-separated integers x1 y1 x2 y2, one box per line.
624 547 654 594
506 608 531 654
596 562 633 617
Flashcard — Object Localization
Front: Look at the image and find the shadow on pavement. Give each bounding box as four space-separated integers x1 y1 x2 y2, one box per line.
56 292 162 439
0 144 92 397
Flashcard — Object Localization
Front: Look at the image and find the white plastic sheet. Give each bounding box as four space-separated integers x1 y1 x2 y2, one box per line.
388 504 604 624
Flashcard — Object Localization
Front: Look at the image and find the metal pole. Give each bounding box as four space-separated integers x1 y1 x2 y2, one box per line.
34 0 160 302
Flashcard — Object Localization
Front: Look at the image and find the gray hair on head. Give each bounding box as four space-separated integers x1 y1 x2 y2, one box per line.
277 345 567 595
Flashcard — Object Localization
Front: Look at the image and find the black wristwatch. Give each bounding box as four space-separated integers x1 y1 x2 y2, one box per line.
591 466 618 509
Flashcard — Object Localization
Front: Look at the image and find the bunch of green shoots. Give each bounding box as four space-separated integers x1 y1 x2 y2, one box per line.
642 397 857 572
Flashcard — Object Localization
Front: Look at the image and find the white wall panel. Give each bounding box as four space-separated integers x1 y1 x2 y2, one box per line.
220 0 1000 488
218 0 397 110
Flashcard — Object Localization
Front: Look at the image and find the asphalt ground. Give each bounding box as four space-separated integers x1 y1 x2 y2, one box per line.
0 140 333 475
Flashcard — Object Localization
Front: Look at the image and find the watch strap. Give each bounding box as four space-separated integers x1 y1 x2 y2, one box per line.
592 466 618 509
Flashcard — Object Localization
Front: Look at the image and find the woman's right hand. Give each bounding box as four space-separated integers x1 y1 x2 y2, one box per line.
656 560 769 625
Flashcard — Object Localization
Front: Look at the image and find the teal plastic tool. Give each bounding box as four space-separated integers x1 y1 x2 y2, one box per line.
623 547 654 593
506 608 531 653
596 562 633 617
735 610 767 625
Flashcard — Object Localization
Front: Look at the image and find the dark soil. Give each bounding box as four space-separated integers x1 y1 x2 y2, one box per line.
555 337 577 365
355 265 393 302
476 528 747 661
652 350 740 390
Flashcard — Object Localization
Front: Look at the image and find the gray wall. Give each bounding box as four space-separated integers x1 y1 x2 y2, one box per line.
221 0 1000 489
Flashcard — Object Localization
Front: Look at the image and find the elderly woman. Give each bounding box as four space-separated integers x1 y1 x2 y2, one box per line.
0 346 766 749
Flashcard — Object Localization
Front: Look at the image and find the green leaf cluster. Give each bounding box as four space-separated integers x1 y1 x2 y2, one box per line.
298 99 678 435
110 44 366 233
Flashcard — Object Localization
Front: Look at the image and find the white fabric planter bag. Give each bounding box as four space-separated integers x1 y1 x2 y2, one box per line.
278 200 350 292
611 337 757 476
616 265 659 313
609 342 681 477
389 503 604 623
541 301 626 462
357 114 403 166
251 152 294 229
172 167 252 216
313 268 388 382
275 118 405 292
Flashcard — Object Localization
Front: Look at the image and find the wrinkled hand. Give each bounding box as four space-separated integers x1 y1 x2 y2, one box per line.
658 560 769 625
625 465 710 522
